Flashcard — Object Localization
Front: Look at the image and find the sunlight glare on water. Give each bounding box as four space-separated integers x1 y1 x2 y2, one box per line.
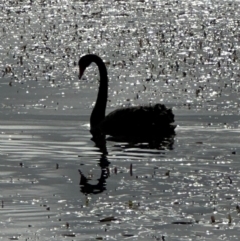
0 0 240 240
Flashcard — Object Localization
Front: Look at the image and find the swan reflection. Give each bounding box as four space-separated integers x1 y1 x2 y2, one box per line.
79 134 175 196
79 154 110 195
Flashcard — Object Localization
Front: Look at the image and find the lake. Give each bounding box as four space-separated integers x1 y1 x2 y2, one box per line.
0 0 240 240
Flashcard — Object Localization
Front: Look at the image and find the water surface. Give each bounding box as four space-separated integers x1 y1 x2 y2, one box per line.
0 0 240 240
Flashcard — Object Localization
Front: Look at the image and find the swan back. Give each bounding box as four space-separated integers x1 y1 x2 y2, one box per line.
99 104 175 138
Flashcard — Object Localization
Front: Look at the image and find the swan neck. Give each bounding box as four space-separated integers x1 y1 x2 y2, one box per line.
90 56 108 130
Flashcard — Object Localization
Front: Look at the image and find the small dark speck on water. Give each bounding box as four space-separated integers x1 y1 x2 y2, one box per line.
165 170 170 176
236 205 240 213
99 217 117 222
228 176 232 184
62 233 76 237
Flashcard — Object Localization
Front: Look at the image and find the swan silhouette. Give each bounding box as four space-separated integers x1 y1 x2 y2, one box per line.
79 54 176 141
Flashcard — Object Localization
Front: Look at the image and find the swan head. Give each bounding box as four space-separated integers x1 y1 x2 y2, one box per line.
78 54 95 79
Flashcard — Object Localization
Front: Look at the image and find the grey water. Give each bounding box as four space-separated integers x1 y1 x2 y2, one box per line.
0 0 240 240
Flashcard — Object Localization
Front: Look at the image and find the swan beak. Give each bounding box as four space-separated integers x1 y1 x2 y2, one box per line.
79 68 83 79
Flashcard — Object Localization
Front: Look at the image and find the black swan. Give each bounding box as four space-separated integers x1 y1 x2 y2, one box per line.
78 54 176 141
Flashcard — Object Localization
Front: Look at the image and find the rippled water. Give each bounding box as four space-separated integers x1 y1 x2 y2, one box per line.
0 0 240 240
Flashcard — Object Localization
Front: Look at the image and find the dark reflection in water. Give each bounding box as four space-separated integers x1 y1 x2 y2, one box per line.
109 134 175 151
79 133 175 195
79 137 110 195
79 155 110 195
92 130 176 151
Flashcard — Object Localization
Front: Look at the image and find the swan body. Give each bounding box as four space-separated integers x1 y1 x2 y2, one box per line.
78 54 175 140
